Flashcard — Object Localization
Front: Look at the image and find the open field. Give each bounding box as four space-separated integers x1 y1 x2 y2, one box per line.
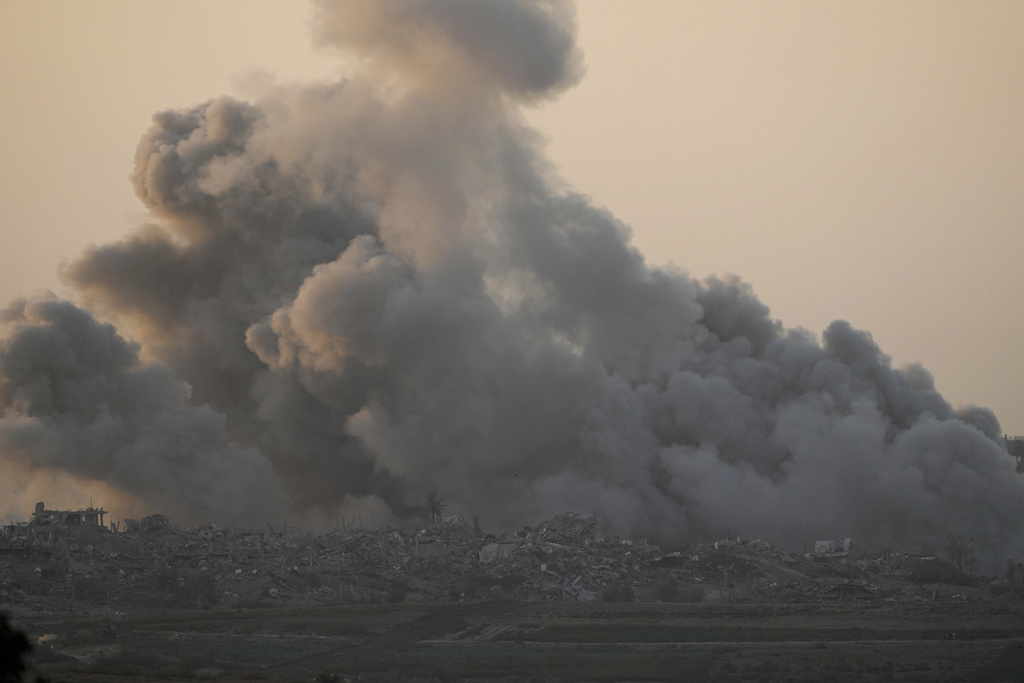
14 599 1024 682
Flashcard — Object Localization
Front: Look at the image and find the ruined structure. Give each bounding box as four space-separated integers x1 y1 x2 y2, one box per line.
2 503 1015 617
30 502 106 528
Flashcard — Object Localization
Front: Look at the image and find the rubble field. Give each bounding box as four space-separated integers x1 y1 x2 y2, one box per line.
3 511 1019 613
4 512 1024 681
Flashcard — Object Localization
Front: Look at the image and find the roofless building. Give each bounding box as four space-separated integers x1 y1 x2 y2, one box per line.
31 501 107 527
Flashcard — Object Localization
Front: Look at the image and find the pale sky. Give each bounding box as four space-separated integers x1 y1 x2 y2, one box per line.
1 1 1022 435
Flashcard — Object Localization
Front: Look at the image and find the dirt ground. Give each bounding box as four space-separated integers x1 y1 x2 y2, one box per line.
13 599 1024 682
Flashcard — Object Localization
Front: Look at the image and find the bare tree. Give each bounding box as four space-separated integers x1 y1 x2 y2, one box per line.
425 489 446 525
944 535 975 584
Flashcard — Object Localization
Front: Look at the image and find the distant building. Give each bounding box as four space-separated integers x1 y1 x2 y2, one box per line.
1005 436 1024 473
31 501 107 527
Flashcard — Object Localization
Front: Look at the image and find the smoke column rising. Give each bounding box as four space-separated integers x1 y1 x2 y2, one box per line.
1 0 1021 568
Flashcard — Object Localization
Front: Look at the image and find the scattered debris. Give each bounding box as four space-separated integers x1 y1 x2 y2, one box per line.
0 508 1012 619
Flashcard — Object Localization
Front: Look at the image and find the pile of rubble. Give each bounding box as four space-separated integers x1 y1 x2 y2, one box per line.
1 510 1015 617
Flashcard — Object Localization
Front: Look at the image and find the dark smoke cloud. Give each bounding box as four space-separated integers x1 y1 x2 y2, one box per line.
0 297 282 525
1 0 1020 569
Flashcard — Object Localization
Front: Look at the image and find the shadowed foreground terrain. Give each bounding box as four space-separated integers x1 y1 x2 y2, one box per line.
11 600 1024 682
6 512 1024 680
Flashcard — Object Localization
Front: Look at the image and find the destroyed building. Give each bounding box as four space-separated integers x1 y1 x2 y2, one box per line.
30 501 107 528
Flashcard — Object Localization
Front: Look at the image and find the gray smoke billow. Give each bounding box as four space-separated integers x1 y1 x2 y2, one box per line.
0 297 282 524
2 0 1021 567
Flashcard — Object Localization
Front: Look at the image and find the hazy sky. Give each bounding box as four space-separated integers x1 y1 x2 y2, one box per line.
1 0 1022 435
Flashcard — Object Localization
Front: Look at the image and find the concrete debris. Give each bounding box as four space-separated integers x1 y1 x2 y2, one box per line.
0 511 1014 618
67 560 94 575
814 538 852 556
138 514 171 536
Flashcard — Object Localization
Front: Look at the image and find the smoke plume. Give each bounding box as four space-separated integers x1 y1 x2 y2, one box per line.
2 0 1021 568
0 297 282 525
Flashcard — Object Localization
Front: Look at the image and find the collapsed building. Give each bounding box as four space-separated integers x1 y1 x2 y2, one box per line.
1 503 1017 619
30 502 107 528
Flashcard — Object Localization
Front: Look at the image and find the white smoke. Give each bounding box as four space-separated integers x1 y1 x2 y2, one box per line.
0 0 1019 570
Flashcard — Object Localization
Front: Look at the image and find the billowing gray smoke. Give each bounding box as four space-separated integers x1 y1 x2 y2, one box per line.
2 0 1021 567
0 297 282 524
